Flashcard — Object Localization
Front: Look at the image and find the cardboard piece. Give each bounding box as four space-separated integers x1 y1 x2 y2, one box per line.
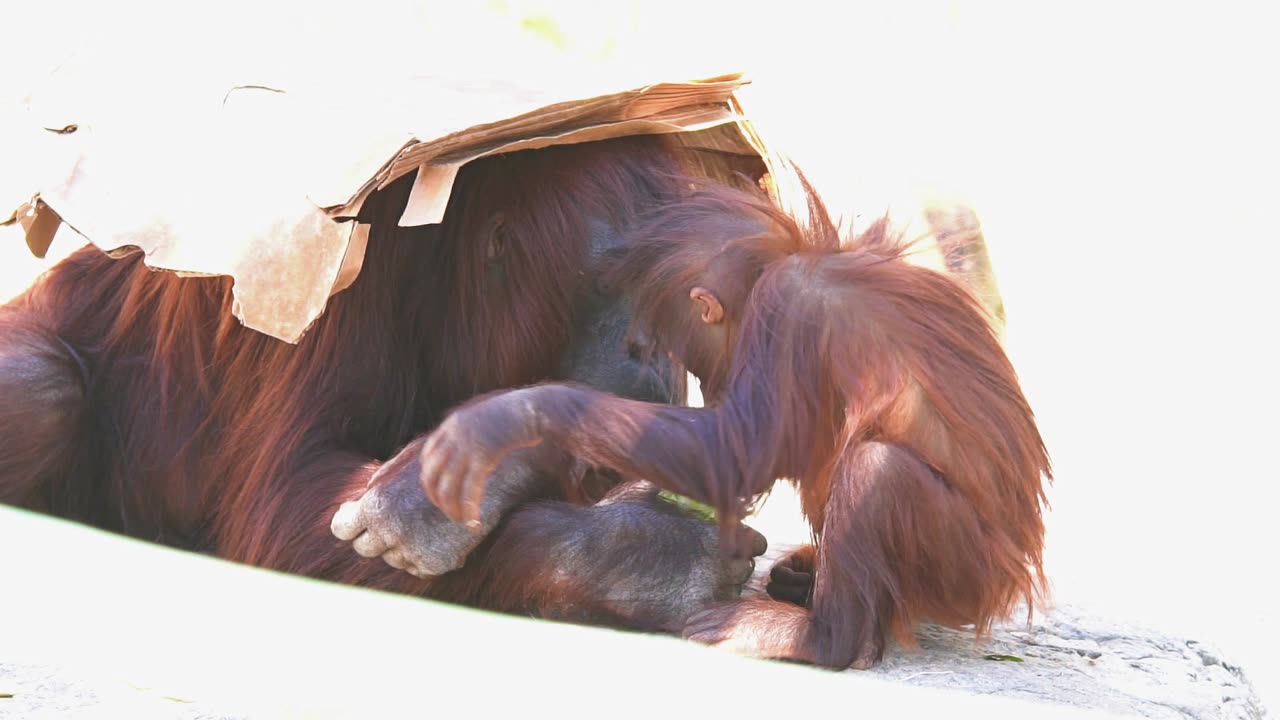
4 66 798 343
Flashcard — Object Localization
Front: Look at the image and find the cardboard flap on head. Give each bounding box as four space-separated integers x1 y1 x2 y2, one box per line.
400 163 462 228
6 65 785 343
6 200 61 258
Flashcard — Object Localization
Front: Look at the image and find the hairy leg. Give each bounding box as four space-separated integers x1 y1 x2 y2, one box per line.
430 480 767 633
0 310 88 513
684 442 988 669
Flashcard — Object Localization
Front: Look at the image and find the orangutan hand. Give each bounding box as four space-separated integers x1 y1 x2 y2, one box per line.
419 388 544 525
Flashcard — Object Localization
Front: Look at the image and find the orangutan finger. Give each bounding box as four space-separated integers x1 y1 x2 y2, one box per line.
352 530 390 559
769 564 810 586
444 454 481 525
381 547 410 571
459 458 488 527
766 579 810 606
420 443 462 521
330 500 367 541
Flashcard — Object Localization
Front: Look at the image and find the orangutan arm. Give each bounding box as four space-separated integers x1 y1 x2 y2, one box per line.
418 382 744 527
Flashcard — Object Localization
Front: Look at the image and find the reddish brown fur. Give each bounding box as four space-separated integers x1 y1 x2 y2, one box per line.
0 135 741 620
419 182 1050 667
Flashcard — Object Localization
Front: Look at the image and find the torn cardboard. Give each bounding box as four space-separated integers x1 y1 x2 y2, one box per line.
4 68 803 344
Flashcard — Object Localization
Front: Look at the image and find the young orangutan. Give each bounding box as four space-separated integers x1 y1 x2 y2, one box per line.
415 182 1051 669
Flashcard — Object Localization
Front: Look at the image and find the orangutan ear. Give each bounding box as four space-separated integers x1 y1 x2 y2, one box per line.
689 287 724 324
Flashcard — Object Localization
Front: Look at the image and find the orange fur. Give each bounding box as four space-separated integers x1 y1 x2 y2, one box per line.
0 135 753 624
420 181 1051 667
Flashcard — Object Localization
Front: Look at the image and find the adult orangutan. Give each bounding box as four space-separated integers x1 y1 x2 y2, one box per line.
414 181 1051 668
0 135 767 632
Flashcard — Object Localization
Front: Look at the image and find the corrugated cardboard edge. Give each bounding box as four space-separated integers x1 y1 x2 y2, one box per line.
7 76 809 344
396 105 740 228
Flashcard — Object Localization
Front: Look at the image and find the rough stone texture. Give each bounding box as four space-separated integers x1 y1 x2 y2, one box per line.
0 662 246 719
0 543 1268 719
746 543 1270 720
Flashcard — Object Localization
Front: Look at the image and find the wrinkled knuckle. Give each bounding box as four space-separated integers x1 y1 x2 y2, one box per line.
361 486 392 515
374 522 404 545
352 539 381 559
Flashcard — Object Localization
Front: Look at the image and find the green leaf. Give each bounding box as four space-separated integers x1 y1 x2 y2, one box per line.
657 490 718 523
982 653 1025 662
